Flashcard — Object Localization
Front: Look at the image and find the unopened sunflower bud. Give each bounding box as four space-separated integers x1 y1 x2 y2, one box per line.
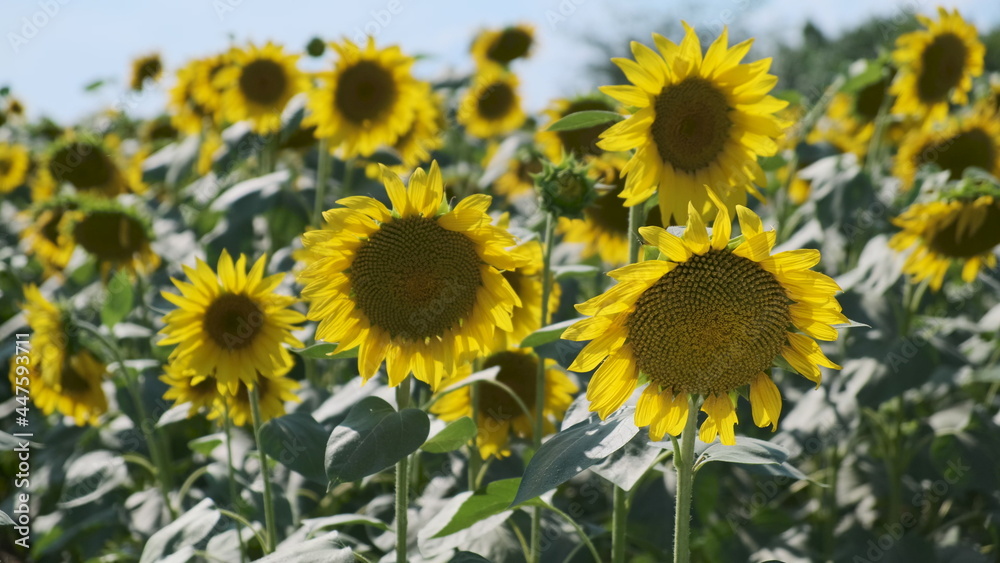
306 37 326 58
533 155 596 219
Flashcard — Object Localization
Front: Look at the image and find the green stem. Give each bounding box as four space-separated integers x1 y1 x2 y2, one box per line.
224 402 248 563
864 80 893 182
341 158 356 196
249 386 277 553
612 485 628 563
77 321 175 519
530 211 557 563
219 508 268 554
395 378 412 563
313 138 331 226
545 501 604 563
673 396 698 563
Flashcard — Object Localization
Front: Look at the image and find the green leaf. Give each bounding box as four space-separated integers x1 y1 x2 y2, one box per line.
140 498 220 563
428 478 540 540
841 58 889 94
512 406 638 506
84 79 105 92
293 343 359 359
553 264 601 280
101 276 135 328
694 437 809 481
260 531 354 562
300 514 389 535
0 510 13 526
545 110 623 132
421 417 478 454
520 318 582 349
189 433 224 456
260 413 329 483
325 396 430 484
58 450 128 509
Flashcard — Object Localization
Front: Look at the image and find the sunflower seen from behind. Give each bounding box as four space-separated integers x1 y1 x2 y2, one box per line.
0 142 30 193
471 24 535 70
65 199 160 278
218 42 307 135
890 184 1000 291
306 38 423 158
431 349 577 459
159 250 305 395
563 202 844 445
298 161 521 390
889 7 984 123
45 138 130 196
894 107 1000 190
598 24 788 226
458 69 526 139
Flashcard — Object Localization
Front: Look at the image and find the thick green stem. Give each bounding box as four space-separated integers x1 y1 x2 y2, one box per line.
612 485 628 563
395 378 412 563
77 321 175 519
530 211 557 563
313 138 331 226
224 403 248 563
673 396 698 563
248 386 277 553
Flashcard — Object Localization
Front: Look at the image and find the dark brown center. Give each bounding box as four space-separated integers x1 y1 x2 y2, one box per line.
239 59 288 106
350 216 482 340
479 351 539 420
652 77 732 173
917 127 995 181
49 142 116 190
72 211 148 262
627 250 791 395
916 32 968 104
335 60 398 124
477 82 516 121
203 293 264 350
486 28 532 65
926 200 1000 259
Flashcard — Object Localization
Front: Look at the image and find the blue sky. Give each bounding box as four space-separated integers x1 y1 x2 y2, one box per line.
2 0 998 123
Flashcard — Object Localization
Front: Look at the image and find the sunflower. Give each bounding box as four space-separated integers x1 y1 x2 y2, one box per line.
562 202 844 445
894 108 1000 190
193 53 231 114
431 349 577 458
65 199 160 277
389 85 444 168
458 69 526 139
161 363 224 418
6 97 25 118
130 53 163 92
218 42 307 135
482 143 542 200
159 251 305 395
196 131 223 176
889 7 984 123
0 142 30 193
890 188 1000 290
46 138 130 196
557 157 660 265
306 38 423 158
298 161 521 389
597 24 788 226
471 24 535 69
810 75 893 157
169 60 215 134
536 95 620 162
495 219 561 349
222 376 301 427
21 201 75 275
9 287 108 426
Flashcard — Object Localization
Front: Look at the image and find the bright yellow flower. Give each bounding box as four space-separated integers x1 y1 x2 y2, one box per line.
894 107 1000 190
458 69 526 139
471 24 535 70
0 143 30 193
217 42 307 135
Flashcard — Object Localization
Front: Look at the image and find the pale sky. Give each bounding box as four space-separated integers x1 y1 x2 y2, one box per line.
2 0 998 123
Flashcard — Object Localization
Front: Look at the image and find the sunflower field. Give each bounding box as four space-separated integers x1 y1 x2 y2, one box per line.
3 4 1000 562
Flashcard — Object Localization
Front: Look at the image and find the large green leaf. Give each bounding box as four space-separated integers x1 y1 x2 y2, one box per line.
512 406 638 506
519 318 582 349
139 498 220 563
545 110 623 132
260 412 329 483
325 396 430 484
421 417 478 454
260 531 354 562
101 275 134 328
58 450 128 509
695 437 808 480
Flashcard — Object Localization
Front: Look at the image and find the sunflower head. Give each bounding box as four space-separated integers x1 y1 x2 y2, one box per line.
894 108 1000 190
563 201 844 445
598 24 788 226
0 142 30 193
130 53 163 92
432 349 577 459
161 363 224 418
298 161 522 389
483 143 543 200
22 198 77 275
494 226 561 349
535 154 598 219
457 69 526 139
219 42 306 134
47 138 127 196
890 182 1000 290
889 7 985 122
537 95 620 162
471 24 535 69
7 97 24 117
159 251 305 395
65 198 160 277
